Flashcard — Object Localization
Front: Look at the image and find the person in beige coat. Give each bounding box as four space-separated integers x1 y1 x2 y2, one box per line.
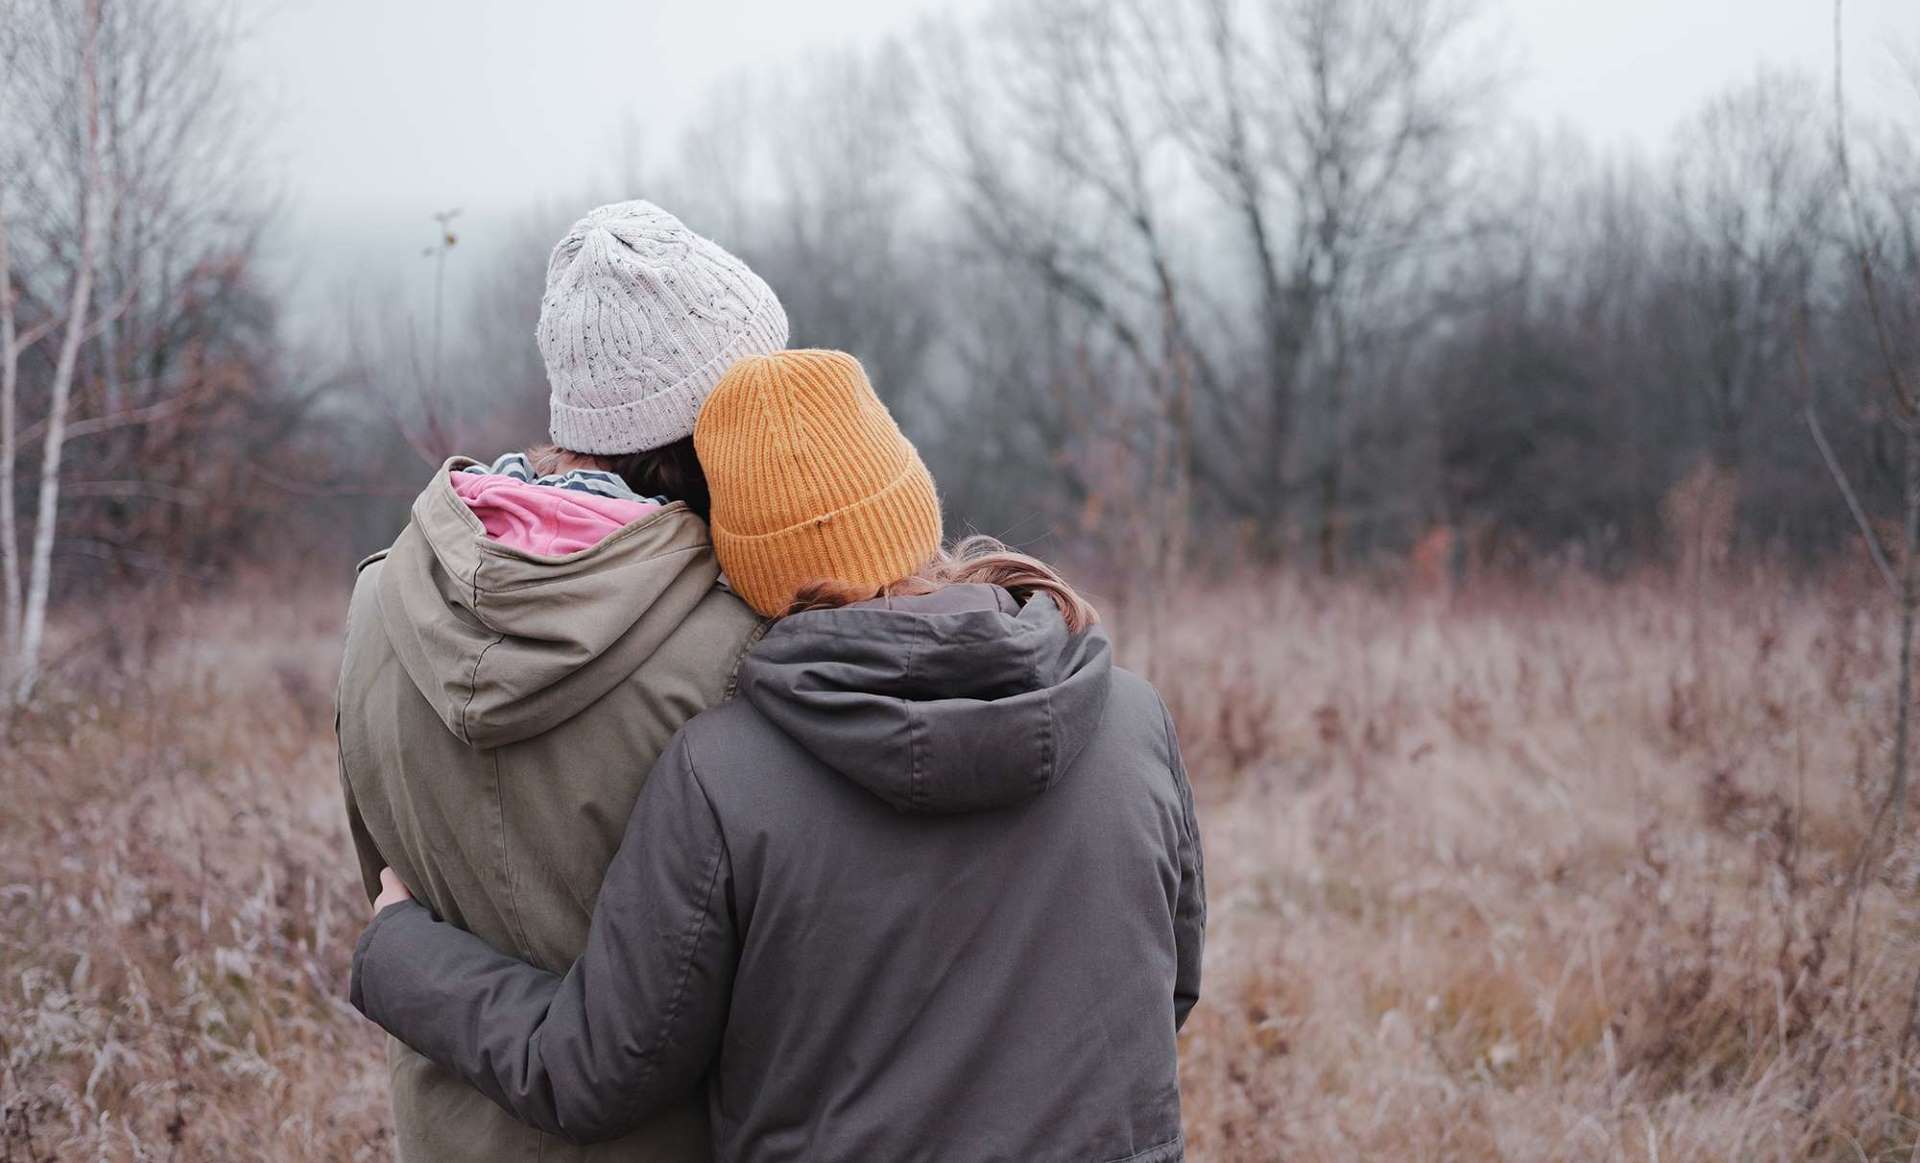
335 200 785 1163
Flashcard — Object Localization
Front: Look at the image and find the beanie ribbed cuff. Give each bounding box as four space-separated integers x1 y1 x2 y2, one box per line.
712 457 943 618
548 310 787 454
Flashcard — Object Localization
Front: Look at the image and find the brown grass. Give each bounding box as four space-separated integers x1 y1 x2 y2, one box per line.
2 568 1916 1161
1128 568 1920 1162
0 583 389 1161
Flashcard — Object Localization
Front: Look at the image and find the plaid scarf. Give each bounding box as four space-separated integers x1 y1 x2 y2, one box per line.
460 452 667 506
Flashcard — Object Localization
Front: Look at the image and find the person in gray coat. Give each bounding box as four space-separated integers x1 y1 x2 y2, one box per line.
348 351 1205 1162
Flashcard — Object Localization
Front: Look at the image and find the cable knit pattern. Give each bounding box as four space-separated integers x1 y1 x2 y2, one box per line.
539 201 788 454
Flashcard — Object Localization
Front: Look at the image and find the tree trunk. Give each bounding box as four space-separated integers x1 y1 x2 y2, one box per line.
1316 280 1352 576
14 0 103 706
0 198 22 659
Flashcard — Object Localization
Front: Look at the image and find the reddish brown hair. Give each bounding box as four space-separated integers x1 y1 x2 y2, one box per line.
786 535 1099 632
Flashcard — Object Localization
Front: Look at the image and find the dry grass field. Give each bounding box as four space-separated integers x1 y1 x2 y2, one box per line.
2 568 1915 1161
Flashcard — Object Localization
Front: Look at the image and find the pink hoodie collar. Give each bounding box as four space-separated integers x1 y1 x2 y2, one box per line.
450 470 661 557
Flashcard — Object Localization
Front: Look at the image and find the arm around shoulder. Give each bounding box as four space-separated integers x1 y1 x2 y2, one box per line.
349 727 739 1142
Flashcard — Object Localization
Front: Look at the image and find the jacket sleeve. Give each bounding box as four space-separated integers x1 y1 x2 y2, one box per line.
337 716 384 905
338 570 388 906
1163 699 1206 1031
349 728 737 1144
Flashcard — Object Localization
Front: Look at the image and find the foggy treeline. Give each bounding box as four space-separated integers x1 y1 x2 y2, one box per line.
3 0 1919 653
664 0 1920 578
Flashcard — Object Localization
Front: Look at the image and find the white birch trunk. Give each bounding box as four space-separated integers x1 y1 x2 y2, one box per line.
14 0 103 705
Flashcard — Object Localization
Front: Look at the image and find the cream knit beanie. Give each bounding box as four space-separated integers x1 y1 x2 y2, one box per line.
539 201 788 454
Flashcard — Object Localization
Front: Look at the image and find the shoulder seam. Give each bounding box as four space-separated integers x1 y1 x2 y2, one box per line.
679 726 732 872
721 616 773 702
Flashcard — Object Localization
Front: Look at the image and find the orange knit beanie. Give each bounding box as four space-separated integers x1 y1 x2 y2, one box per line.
695 350 943 618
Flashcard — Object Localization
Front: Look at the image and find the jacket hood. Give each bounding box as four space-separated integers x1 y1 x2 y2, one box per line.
375 459 736 748
738 584 1113 814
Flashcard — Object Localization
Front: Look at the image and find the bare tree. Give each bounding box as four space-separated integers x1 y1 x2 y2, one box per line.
1139 0 1494 566
919 0 1211 567
0 126 67 656
0 0 281 700
9 0 105 702
1670 71 1833 480
916 0 1495 569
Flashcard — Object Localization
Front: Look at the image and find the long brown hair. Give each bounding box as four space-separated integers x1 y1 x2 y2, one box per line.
525 439 711 520
786 535 1099 632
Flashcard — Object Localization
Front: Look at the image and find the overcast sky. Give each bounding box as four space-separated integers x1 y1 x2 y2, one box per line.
237 0 1919 315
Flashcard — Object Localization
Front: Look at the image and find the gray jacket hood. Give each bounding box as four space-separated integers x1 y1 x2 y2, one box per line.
738 584 1114 814
374 459 739 749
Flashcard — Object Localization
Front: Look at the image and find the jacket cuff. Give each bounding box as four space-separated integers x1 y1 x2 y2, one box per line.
350 899 422 1016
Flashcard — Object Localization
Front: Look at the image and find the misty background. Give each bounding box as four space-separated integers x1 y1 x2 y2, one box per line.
245 0 1920 319
3 0 1920 613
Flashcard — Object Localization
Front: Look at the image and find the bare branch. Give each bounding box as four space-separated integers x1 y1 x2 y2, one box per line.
1804 401 1899 594
56 394 185 443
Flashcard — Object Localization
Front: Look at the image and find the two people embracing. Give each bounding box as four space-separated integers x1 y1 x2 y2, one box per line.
336 201 1206 1163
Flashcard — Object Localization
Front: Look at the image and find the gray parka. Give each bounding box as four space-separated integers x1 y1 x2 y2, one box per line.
351 584 1206 1163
